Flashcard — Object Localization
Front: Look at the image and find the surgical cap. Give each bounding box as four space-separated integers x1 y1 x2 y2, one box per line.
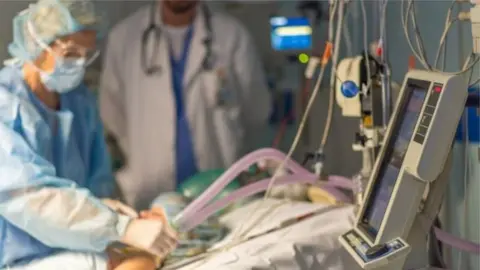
8 0 105 62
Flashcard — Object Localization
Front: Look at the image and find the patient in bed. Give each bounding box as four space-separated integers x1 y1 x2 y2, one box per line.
108 193 228 269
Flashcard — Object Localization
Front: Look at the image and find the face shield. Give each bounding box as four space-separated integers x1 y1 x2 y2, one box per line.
8 0 107 66
26 20 100 67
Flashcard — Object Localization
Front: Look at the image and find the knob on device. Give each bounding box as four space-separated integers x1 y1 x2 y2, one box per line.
341 80 359 98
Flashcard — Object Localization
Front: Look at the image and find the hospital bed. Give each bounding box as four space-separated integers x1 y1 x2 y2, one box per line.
164 199 355 270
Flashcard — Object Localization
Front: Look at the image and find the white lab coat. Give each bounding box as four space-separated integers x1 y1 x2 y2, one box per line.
99 5 271 210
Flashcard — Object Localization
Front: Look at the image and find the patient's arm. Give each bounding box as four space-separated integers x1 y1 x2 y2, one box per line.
107 208 168 270
113 257 156 270
108 247 157 270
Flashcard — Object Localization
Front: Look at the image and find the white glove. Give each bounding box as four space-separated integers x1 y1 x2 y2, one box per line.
102 198 138 218
121 218 178 258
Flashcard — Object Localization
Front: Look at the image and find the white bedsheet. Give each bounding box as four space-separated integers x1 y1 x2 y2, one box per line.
164 199 357 270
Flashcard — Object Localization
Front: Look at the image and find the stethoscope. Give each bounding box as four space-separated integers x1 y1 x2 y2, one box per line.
141 2 214 75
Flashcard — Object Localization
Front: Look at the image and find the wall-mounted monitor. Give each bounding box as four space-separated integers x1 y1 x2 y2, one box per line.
270 16 312 52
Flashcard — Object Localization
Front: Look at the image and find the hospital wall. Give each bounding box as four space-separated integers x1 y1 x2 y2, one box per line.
0 1 33 61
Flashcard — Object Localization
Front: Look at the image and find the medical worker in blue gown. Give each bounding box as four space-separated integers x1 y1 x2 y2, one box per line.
0 0 177 269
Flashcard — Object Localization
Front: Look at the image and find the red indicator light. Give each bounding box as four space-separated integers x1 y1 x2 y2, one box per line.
434 86 442 93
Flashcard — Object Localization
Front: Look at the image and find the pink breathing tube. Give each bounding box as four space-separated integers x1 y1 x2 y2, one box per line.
174 148 307 223
173 148 480 255
180 174 317 231
173 148 350 230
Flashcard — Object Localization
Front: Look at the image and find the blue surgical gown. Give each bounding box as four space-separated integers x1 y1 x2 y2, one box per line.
0 65 131 268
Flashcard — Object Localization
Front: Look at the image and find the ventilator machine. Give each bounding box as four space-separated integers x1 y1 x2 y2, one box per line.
339 71 468 269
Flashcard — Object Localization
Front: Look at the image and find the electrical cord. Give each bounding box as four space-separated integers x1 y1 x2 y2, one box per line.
410 0 431 69
328 0 338 42
469 77 480 87
321 0 346 151
402 0 479 74
379 0 388 46
434 0 459 70
435 19 458 70
342 5 353 57
360 0 372 93
401 0 430 69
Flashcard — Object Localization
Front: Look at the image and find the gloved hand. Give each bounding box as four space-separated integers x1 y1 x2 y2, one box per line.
102 198 138 218
121 218 178 258
140 207 168 223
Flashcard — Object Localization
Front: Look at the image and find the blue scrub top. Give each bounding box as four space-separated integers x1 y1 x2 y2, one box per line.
169 26 198 188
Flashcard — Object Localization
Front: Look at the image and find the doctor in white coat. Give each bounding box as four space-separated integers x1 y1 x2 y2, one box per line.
100 0 271 210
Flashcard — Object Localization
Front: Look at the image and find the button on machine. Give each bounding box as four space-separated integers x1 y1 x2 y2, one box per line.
366 244 390 259
420 114 432 126
413 83 443 144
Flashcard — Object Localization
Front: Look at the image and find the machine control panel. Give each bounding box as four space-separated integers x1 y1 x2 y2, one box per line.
342 230 408 263
414 83 443 144
340 71 467 270
366 244 390 259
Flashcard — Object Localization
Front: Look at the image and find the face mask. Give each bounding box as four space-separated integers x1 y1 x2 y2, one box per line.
40 57 86 94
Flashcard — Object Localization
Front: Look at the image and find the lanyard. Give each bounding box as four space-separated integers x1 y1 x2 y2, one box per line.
169 26 198 187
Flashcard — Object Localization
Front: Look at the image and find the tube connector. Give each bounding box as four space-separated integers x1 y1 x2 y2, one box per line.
311 150 325 177
305 57 320 79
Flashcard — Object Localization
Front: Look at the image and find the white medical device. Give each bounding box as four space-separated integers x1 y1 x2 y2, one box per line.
336 56 363 117
339 70 468 270
336 55 394 205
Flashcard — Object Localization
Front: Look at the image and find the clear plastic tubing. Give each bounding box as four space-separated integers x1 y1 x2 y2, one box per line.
174 148 311 224
179 174 317 231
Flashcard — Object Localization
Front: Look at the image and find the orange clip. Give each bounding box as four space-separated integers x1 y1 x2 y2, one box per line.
408 55 416 70
321 42 333 65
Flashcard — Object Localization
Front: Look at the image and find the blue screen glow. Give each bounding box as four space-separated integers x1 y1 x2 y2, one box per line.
270 17 312 51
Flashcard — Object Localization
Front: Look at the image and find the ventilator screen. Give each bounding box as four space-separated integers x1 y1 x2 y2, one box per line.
360 79 429 240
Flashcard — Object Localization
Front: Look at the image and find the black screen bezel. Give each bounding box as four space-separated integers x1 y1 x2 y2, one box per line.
358 78 431 242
